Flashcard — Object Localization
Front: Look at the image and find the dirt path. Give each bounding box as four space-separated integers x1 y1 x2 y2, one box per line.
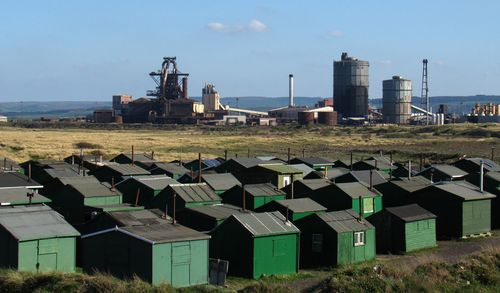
288 232 500 292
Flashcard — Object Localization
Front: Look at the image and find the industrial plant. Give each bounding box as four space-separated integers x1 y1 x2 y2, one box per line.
86 53 500 126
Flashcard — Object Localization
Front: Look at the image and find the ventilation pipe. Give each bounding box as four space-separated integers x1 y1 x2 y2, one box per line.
28 163 32 182
198 153 202 183
480 160 484 192
290 175 295 199
289 74 294 108
111 177 115 191
369 169 373 190
135 188 141 206
131 145 135 165
173 192 177 224
408 160 412 180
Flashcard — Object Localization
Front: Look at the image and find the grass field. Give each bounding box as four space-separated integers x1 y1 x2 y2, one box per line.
0 123 499 164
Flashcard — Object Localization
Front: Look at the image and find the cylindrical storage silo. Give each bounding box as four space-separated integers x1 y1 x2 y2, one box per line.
298 112 315 125
317 111 338 126
333 52 369 118
382 76 412 124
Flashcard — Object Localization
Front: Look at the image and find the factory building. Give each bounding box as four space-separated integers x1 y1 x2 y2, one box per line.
333 52 369 118
202 83 225 112
382 76 412 124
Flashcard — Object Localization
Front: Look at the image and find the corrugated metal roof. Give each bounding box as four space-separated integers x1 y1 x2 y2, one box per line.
425 165 468 178
289 164 316 176
169 183 221 203
384 176 431 193
385 204 436 222
58 176 101 186
45 168 84 179
104 164 151 176
432 181 496 200
0 205 80 241
231 211 300 237
187 204 245 220
244 183 285 197
150 162 189 174
0 188 51 205
349 170 389 186
109 209 169 226
69 182 121 198
298 179 332 190
131 176 178 190
326 167 350 179
230 158 266 168
274 198 327 213
0 172 43 189
258 164 303 174
202 173 241 191
119 223 210 243
334 182 380 198
291 157 334 166
318 210 374 233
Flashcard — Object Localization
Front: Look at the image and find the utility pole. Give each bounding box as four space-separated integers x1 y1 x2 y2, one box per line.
421 59 429 125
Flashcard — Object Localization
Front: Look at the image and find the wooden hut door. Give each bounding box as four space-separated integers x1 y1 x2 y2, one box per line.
171 242 191 286
37 239 58 272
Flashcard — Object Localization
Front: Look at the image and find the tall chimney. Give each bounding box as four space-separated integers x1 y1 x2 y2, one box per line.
480 160 484 192
289 74 294 108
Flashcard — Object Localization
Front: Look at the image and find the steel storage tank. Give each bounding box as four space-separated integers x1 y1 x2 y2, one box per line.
298 112 315 125
317 111 338 125
333 52 369 118
382 76 412 124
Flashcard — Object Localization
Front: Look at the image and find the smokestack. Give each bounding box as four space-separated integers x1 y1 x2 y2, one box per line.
182 77 188 100
480 160 484 192
289 74 294 108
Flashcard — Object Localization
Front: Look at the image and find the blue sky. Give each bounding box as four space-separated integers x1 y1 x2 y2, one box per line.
1 1 499 102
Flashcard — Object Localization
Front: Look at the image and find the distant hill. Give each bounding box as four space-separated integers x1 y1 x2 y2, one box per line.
1 95 499 118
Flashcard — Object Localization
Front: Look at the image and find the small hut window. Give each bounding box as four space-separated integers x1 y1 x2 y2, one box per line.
354 231 365 246
363 198 374 213
312 234 323 252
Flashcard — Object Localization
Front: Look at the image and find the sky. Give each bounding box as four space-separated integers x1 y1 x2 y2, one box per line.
1 0 500 102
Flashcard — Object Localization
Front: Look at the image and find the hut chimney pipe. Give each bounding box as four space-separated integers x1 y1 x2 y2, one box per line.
420 153 424 171
369 169 373 190
408 160 412 180
242 185 246 211
135 188 141 206
286 206 290 222
374 159 378 169
287 147 291 163
151 151 154 160
390 152 393 166
111 177 115 191
3 157 6 172
28 163 32 182
198 153 202 183
131 145 135 165
289 74 294 108
224 150 228 161
359 195 364 221
173 192 177 224
480 160 484 192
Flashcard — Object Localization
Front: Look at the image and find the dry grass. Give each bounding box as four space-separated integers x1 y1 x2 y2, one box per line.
0 124 498 163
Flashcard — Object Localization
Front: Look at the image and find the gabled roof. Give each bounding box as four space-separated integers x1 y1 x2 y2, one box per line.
150 162 189 174
381 176 431 193
333 182 380 198
486 171 500 182
257 164 303 174
187 204 246 220
317 209 374 233
99 163 151 176
455 158 500 172
421 165 468 178
44 168 85 179
244 183 286 197
385 204 436 222
111 153 157 163
296 179 332 191
431 181 496 200
356 159 397 170
187 159 222 169
231 211 300 237
345 170 389 186
57 176 101 186
0 205 80 241
227 158 266 169
333 160 353 168
108 209 168 226
290 157 335 167
202 173 241 191
169 183 221 203
273 198 327 213
0 188 51 205
117 175 178 191
69 182 121 198
0 172 43 189
84 223 209 244
289 164 316 176
326 167 350 179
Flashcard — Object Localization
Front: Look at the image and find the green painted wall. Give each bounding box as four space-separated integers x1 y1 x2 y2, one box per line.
291 211 316 221
253 234 298 279
352 197 382 217
404 219 437 252
337 229 375 265
152 240 209 287
84 195 122 206
462 200 491 236
18 237 76 272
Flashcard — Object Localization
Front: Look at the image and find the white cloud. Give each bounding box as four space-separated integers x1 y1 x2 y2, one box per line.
248 19 267 32
205 19 268 33
328 30 344 38
206 22 226 32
